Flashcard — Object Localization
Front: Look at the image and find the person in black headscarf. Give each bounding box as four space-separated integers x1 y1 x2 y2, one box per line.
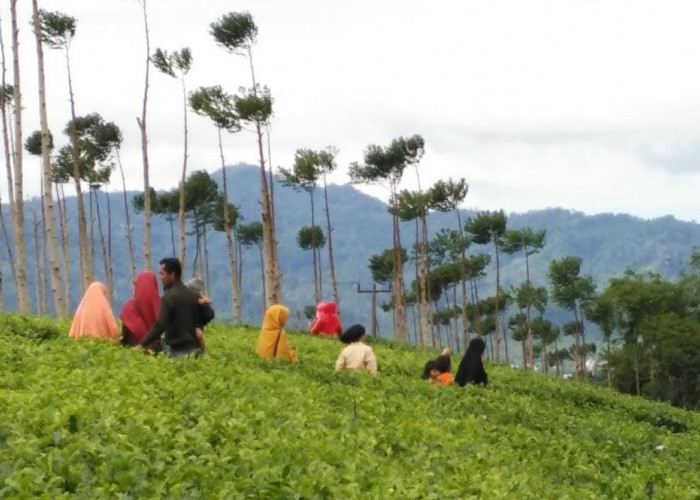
455 337 488 386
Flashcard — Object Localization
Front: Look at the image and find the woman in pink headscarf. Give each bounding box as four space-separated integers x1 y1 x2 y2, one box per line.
309 301 342 336
119 271 161 349
69 282 119 340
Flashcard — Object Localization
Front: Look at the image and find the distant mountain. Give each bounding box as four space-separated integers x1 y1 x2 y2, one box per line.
2 163 699 340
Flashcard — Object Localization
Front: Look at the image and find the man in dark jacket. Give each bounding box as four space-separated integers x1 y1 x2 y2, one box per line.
140 258 215 357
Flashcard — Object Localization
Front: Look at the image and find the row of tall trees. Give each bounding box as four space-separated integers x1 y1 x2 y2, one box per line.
0 4 285 318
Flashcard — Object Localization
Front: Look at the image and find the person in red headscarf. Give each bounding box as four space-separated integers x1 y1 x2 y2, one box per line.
309 301 342 336
119 271 161 350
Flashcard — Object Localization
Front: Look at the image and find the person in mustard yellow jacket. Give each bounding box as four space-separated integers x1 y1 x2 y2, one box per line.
255 304 297 363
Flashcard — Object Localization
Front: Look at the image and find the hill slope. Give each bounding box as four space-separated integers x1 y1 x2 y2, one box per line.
1 315 699 498
2 164 700 339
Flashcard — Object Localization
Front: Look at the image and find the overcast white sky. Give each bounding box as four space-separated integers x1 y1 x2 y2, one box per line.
3 0 700 221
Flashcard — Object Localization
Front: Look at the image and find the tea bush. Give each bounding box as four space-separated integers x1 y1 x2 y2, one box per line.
1 316 700 498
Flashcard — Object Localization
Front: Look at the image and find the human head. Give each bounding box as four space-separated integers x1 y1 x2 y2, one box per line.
159 258 182 287
468 337 487 357
422 360 437 380
264 304 290 329
185 277 205 295
435 355 451 373
340 324 366 344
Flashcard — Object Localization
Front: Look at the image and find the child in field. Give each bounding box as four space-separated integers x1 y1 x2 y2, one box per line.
455 337 488 386
335 324 377 374
256 304 298 363
422 348 453 385
185 277 213 356
69 282 119 340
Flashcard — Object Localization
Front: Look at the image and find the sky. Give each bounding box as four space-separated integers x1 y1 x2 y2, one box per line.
3 0 700 221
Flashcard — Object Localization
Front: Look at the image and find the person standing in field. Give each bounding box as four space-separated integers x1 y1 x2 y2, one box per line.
455 337 488 386
139 258 214 358
309 301 343 336
256 304 298 363
335 324 377 374
119 271 161 350
69 282 119 340
185 277 214 356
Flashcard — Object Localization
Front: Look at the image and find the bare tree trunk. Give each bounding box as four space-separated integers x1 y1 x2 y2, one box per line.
391 192 407 343
258 242 265 316
191 222 201 278
309 190 320 303
203 223 211 294
178 74 188 269
89 187 95 277
322 175 339 311
247 51 280 307
116 149 136 283
56 183 70 309
543 340 549 375
524 251 535 370
417 213 430 347
167 215 176 256
413 219 422 343
94 189 112 305
455 209 470 348
218 128 240 323
64 47 91 294
106 189 114 306
32 210 44 315
237 235 244 318
0 183 16 302
493 239 502 362
136 0 152 271
32 0 67 316
8 0 30 313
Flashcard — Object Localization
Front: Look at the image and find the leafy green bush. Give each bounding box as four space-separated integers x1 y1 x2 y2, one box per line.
0 313 67 342
1 316 700 498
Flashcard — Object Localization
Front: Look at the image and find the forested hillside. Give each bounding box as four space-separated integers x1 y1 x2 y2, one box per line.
2 164 699 336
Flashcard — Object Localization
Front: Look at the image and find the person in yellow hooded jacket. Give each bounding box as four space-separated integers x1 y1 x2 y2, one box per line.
255 304 298 363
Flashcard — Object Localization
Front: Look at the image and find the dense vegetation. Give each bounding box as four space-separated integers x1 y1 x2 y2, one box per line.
2 314 700 498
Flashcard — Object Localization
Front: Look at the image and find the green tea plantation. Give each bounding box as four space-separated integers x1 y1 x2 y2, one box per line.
1 314 700 498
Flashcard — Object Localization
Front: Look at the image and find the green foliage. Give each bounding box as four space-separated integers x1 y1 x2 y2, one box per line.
233 86 273 124
189 86 239 132
548 256 596 312
297 225 325 251
3 315 700 497
465 210 507 246
349 135 424 188
38 9 76 50
368 248 407 284
209 12 258 55
394 189 431 221
151 47 192 78
427 177 468 212
24 129 54 156
238 221 263 247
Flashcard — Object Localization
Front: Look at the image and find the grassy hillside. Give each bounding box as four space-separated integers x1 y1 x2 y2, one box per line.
2 315 700 498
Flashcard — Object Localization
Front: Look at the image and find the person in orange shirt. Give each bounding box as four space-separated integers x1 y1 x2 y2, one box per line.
421 348 453 386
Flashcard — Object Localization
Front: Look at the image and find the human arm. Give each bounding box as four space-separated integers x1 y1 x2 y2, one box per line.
309 317 323 334
140 296 171 347
365 347 378 375
197 303 215 329
195 328 205 355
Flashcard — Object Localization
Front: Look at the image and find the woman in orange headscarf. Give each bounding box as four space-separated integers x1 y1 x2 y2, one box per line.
69 282 119 340
255 304 297 363
119 271 161 349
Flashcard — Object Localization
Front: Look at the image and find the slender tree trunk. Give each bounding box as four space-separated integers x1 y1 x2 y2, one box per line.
543 340 549 375
573 306 583 379
452 283 460 353
137 0 152 271
218 128 240 323
0 185 16 303
192 222 201 278
237 236 244 320
32 0 67 315
116 149 136 283
493 238 502 362
89 187 95 277
418 213 430 347
413 219 423 343
524 251 535 370
390 188 407 343
606 338 612 388
456 209 470 348
56 183 70 310
167 215 176 256
106 189 114 306
32 210 44 315
0 188 5 311
322 175 339 311
8 0 29 313
203 223 211 293
178 75 188 269
554 339 561 377
258 242 265 315
94 189 112 305
247 50 280 307
309 190 320 303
